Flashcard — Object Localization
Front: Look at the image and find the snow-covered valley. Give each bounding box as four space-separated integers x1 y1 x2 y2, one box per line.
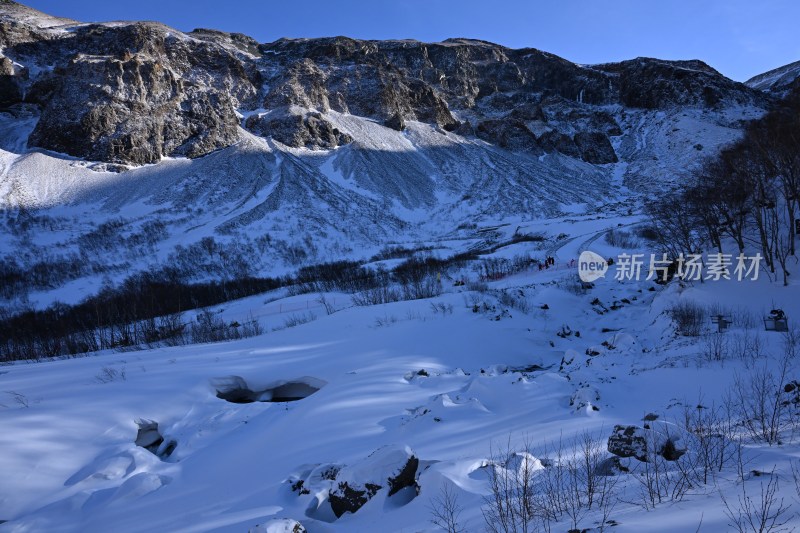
1 1 800 532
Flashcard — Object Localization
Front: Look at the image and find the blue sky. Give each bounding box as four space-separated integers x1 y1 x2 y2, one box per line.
23 0 800 81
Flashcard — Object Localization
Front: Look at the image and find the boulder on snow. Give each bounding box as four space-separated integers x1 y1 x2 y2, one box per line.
607 423 687 463
607 424 649 462
135 419 176 459
594 456 629 476
135 419 163 449
328 445 420 518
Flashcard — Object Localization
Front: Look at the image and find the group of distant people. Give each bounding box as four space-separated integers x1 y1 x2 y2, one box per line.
537 256 557 271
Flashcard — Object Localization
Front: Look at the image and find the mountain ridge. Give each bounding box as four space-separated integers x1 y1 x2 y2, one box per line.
0 1 783 310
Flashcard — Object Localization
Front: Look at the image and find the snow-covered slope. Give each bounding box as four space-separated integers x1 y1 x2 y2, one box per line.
0 1 773 311
746 60 800 94
1 224 799 532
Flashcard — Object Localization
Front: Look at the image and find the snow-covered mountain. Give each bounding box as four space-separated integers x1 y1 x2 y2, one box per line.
746 60 800 94
0 1 778 310
2 3 800 533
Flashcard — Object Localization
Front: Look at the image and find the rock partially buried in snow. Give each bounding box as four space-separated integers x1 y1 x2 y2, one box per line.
134 420 162 449
249 518 306 533
607 425 649 462
328 445 420 518
135 419 176 459
212 376 325 403
607 422 687 462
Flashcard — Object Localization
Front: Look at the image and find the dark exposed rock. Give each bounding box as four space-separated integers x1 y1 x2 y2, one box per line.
387 454 418 496
537 130 580 158
135 419 162 449
384 112 406 131
28 53 240 164
0 56 24 107
573 131 618 164
135 419 176 459
250 518 307 533
327 445 419 518
659 437 686 461
476 119 542 154
263 58 330 111
597 58 763 109
594 456 629 476
607 423 688 463
329 482 381 517
607 424 648 462
0 3 768 166
246 111 352 149
213 375 324 403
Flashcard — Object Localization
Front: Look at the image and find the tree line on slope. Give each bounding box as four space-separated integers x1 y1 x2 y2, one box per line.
648 80 800 285
0 252 502 362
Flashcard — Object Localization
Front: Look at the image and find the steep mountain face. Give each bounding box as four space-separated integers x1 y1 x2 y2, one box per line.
0 1 780 309
746 60 800 94
0 4 765 166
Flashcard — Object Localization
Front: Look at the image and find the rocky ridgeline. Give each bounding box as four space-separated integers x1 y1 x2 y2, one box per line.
0 1 769 166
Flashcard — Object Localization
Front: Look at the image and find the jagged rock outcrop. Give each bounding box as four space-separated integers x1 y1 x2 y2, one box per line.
2 14 256 163
476 118 543 154
0 55 24 107
246 111 352 149
384 112 406 131
596 58 762 109
28 53 240 164
574 131 618 164
0 1 770 166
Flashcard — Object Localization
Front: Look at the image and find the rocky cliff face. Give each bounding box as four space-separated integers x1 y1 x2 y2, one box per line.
0 1 768 166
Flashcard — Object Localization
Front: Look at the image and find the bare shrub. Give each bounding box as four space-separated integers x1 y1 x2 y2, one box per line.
703 332 730 362
482 438 539 533
466 280 489 293
351 286 401 306
428 481 464 533
731 330 766 365
605 229 640 248
316 293 336 315
681 399 742 486
731 353 793 445
783 328 799 361
5 390 29 408
190 309 230 343
430 302 454 315
668 301 708 337
483 432 621 533
281 312 317 329
630 423 695 510
556 276 590 296
239 312 263 338
495 289 531 314
96 366 126 383
720 469 792 533
374 314 398 328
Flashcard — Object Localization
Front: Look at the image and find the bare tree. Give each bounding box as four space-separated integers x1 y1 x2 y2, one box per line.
429 481 465 533
482 438 538 533
732 353 793 445
720 469 793 533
